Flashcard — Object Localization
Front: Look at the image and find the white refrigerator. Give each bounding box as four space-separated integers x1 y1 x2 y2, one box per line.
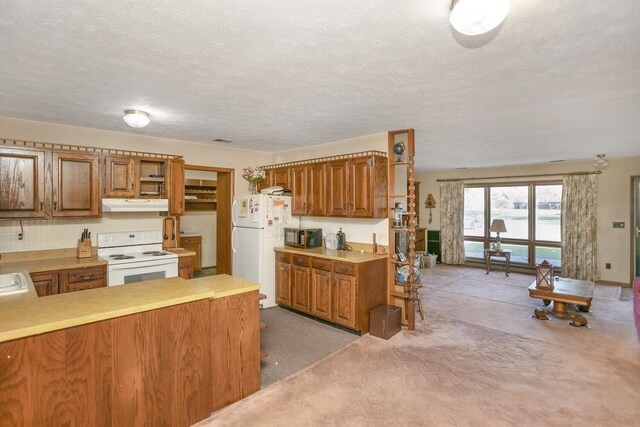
232 194 299 308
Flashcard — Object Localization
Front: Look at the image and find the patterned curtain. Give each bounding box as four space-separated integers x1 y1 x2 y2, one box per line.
440 181 466 264
561 174 598 281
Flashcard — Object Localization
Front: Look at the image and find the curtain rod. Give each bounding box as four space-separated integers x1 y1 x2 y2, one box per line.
436 170 601 182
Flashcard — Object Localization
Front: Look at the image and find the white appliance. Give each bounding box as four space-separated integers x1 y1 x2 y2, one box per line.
232 194 298 308
97 230 179 286
102 198 168 212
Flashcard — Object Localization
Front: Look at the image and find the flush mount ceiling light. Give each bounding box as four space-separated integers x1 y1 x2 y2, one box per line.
450 0 510 36
123 110 150 128
593 153 608 170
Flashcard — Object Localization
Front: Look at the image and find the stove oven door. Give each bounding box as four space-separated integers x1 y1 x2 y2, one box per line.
107 258 179 286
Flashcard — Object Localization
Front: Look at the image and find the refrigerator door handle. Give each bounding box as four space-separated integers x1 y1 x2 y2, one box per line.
231 199 238 227
231 227 237 254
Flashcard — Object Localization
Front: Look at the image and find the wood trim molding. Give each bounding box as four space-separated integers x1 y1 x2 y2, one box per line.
185 164 234 173
1 138 182 160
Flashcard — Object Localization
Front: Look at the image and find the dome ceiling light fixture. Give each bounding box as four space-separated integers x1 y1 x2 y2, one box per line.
593 153 608 170
123 109 150 128
449 0 510 36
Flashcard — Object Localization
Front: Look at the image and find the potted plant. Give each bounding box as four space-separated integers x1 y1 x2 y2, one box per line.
242 166 266 194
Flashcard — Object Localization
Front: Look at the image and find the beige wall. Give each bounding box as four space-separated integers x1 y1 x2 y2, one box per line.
272 132 389 246
0 116 270 253
416 157 640 284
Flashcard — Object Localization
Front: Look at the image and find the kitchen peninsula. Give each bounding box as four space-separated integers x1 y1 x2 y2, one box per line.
0 274 260 426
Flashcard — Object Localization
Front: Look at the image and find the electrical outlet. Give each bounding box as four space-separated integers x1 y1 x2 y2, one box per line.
605 263 611 269
613 222 625 228
17 231 24 241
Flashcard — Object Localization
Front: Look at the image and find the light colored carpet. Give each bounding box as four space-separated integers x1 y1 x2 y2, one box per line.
197 265 640 426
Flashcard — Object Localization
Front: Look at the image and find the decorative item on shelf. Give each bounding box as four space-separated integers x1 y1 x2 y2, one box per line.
77 228 91 259
489 219 507 250
393 202 403 227
424 193 436 224
536 260 554 290
393 141 406 162
336 227 352 251
242 166 266 195
593 153 608 170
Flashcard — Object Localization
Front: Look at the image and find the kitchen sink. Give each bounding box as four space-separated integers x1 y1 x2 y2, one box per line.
0 272 28 296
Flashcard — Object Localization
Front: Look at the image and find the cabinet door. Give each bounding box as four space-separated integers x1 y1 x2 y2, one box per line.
275 261 291 307
333 273 357 329
181 236 202 272
348 157 373 218
29 271 59 297
291 265 311 312
104 155 136 197
291 165 308 216
307 162 327 216
311 268 332 321
0 147 46 219
169 159 185 215
327 160 348 217
271 167 290 190
52 151 100 217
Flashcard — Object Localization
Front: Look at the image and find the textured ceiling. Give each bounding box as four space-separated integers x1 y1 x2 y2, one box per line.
1 0 639 171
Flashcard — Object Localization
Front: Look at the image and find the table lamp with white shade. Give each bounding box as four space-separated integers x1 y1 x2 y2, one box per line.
489 219 507 250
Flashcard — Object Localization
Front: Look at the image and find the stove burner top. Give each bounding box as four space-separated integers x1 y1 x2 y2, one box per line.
143 251 169 256
110 255 135 260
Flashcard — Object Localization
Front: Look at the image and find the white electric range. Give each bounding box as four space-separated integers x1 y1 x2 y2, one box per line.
97 230 179 286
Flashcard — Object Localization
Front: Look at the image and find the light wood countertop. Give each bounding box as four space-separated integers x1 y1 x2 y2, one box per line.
274 246 387 263
0 255 107 274
0 274 259 343
165 248 197 258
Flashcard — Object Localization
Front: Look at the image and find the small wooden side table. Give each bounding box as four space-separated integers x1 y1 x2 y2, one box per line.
484 248 512 276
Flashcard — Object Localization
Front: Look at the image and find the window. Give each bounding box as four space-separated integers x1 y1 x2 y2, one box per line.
463 182 562 269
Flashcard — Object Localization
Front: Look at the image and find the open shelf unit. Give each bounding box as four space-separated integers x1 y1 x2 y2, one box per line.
139 159 167 197
185 179 217 211
387 129 418 331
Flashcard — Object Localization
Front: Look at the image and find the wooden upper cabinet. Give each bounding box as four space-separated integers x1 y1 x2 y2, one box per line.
104 155 136 197
348 157 373 217
271 167 290 190
52 151 100 217
291 165 308 216
168 159 185 215
327 160 348 217
0 147 46 219
307 162 327 216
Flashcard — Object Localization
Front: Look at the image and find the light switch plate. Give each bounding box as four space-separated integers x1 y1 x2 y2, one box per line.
613 222 625 228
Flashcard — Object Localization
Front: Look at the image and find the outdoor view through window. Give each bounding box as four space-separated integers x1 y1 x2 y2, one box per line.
463 184 562 267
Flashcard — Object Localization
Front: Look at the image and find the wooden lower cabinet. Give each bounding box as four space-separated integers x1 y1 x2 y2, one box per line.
61 266 106 293
0 291 260 425
291 261 311 312
181 235 202 272
275 250 386 333
275 260 291 306
333 273 357 329
29 271 59 297
178 255 194 279
310 268 332 321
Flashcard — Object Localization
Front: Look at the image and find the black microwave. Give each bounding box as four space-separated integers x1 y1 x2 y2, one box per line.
284 228 323 249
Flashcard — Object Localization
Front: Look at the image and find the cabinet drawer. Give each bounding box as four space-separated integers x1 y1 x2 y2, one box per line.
333 262 355 276
275 251 290 263
181 236 201 245
67 266 105 283
67 279 105 293
311 258 331 271
292 255 310 267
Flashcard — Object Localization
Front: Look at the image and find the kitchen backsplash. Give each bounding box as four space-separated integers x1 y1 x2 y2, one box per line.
298 217 388 246
0 213 164 253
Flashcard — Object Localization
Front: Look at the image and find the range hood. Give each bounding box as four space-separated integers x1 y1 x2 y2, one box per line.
102 198 168 212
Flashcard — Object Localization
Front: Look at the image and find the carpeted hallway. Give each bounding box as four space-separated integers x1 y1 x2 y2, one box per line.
197 265 640 426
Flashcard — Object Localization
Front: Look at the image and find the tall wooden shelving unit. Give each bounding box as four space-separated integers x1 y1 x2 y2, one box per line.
387 129 417 331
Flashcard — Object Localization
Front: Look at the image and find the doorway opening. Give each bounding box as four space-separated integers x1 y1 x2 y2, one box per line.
177 165 233 276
